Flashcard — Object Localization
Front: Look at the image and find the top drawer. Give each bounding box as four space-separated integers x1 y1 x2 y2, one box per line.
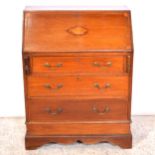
31 56 126 75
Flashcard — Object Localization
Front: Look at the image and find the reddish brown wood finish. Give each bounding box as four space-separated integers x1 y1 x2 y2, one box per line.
23 8 133 150
27 75 129 98
27 122 130 135
27 99 128 122
23 11 133 52
25 134 132 150
32 55 125 74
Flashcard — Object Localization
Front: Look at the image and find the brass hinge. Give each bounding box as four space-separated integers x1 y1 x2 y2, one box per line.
126 55 131 73
23 55 30 75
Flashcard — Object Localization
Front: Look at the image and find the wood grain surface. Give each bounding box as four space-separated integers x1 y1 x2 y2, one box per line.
23 9 133 149
23 11 133 52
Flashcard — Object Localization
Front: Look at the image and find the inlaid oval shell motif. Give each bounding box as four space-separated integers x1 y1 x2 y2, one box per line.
67 25 88 36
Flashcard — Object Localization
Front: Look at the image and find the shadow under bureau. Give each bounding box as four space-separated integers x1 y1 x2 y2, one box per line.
22 7 133 150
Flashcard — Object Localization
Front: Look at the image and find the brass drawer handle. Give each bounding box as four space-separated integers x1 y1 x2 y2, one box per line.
44 62 51 67
94 83 111 89
56 83 63 89
106 61 112 66
43 62 63 68
93 62 100 67
44 83 51 89
56 63 63 67
45 107 63 115
44 83 63 89
93 61 112 67
93 106 110 115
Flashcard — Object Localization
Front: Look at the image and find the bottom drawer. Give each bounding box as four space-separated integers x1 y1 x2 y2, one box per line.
27 99 128 122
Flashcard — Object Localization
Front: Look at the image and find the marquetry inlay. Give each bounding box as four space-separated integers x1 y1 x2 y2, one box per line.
67 25 88 36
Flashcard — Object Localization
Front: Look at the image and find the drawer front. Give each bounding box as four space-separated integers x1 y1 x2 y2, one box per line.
32 56 125 74
28 99 128 122
27 76 129 99
27 123 130 135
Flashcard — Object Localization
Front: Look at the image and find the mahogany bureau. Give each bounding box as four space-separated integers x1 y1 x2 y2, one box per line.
22 7 133 150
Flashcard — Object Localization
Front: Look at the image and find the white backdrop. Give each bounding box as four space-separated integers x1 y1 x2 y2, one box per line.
0 0 155 116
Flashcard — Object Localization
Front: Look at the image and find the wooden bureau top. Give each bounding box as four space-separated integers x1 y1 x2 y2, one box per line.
23 8 133 53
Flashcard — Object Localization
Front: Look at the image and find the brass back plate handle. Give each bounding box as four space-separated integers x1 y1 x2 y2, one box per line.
43 62 63 68
94 83 111 89
45 107 63 115
93 61 112 67
93 106 110 115
44 83 63 89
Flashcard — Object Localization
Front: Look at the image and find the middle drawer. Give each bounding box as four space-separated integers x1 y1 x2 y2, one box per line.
27 75 129 99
